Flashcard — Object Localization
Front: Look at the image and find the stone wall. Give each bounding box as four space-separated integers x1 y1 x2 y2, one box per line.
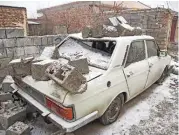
0 29 66 83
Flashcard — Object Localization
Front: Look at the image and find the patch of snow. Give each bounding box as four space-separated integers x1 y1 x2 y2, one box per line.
117 16 128 24
39 46 56 59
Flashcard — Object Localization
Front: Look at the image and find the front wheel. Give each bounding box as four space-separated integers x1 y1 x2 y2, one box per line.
99 94 124 125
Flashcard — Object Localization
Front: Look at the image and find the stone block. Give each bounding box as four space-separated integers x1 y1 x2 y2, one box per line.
47 35 54 45
68 58 89 74
92 25 103 38
0 49 7 58
16 38 25 47
39 46 59 59
23 37 34 46
41 36 48 45
0 40 4 49
14 47 25 57
6 48 14 58
3 39 16 48
24 46 39 55
0 107 26 129
0 29 6 39
0 130 5 135
33 37 42 45
6 28 24 38
82 26 92 38
0 92 12 102
2 76 14 92
6 121 30 135
0 58 11 70
31 59 55 81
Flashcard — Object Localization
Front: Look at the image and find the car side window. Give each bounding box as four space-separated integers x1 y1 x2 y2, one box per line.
146 40 158 58
125 40 145 67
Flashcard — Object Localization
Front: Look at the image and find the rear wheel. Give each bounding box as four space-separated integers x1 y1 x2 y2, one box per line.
99 94 124 125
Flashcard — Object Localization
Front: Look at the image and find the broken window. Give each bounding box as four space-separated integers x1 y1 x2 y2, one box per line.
125 40 145 67
58 38 116 69
146 40 158 58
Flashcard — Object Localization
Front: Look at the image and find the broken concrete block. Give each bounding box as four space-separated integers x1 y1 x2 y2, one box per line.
31 59 55 81
0 92 12 102
82 26 92 38
0 107 26 129
103 25 119 37
2 76 14 92
6 121 30 135
9 57 34 77
6 28 24 38
1 100 15 110
0 130 6 135
92 25 103 38
68 58 89 74
46 64 87 94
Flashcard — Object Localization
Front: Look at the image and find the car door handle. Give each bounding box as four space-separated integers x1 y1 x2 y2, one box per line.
149 63 153 68
126 71 134 78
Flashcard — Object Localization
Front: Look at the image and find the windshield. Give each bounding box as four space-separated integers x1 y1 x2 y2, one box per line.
58 37 116 69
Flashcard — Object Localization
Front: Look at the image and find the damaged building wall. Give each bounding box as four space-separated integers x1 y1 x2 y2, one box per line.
100 8 174 50
0 30 66 83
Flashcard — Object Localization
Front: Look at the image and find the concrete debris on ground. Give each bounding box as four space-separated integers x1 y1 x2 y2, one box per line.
0 92 12 102
82 16 142 38
46 63 87 94
2 75 14 92
39 46 59 60
31 59 56 81
0 106 26 129
68 58 89 74
169 77 178 90
6 121 31 135
0 130 6 135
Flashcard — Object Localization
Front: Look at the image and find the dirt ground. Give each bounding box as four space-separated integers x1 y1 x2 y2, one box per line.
27 73 178 135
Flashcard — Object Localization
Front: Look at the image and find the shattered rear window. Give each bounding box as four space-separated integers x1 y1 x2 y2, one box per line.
58 38 116 69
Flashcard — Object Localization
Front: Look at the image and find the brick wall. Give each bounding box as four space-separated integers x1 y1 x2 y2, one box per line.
0 6 28 36
0 29 66 83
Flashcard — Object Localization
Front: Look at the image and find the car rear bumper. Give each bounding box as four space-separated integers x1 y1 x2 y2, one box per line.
10 83 98 133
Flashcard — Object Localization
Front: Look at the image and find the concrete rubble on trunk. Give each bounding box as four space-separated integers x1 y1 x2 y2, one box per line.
9 57 34 77
68 57 89 74
46 62 87 94
6 121 31 135
31 59 56 81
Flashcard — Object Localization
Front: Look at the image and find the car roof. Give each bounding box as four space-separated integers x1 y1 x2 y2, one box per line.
69 33 154 41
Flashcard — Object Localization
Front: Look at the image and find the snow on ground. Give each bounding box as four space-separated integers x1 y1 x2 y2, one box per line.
28 73 178 135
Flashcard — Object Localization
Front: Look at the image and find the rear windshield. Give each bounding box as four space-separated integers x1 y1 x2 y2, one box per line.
58 37 116 69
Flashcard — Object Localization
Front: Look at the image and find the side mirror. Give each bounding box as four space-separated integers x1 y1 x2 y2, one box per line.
158 50 167 57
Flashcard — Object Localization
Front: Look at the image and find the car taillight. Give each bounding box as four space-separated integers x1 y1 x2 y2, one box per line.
46 97 74 120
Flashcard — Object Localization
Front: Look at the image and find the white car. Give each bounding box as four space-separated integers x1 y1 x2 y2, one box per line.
10 34 171 133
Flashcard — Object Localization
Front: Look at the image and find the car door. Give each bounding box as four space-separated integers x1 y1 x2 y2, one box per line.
144 40 165 88
123 40 149 98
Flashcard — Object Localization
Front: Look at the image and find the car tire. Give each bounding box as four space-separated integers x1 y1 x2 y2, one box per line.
99 94 124 125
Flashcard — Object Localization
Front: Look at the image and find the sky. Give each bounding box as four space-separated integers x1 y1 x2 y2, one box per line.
0 1 178 18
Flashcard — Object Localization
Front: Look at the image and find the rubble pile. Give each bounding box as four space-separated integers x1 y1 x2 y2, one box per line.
82 16 143 38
